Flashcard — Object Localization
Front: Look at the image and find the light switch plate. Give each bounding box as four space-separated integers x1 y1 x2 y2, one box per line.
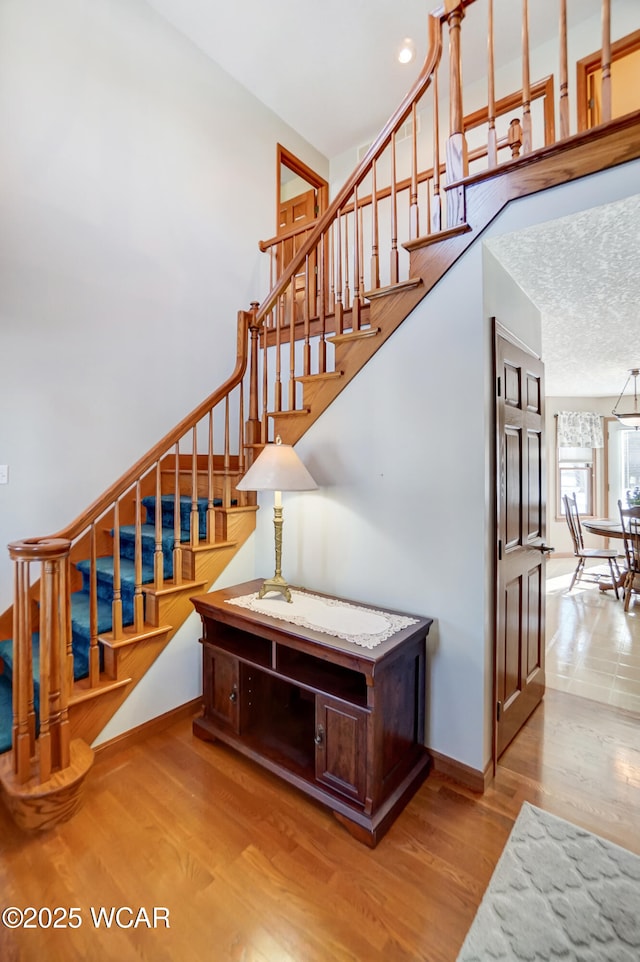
0 465 8 484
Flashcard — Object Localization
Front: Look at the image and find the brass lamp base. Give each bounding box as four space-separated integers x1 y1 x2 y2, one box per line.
257 501 294 602
258 574 292 603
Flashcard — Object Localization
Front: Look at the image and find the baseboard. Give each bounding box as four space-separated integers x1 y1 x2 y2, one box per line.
92 699 494 794
428 749 493 793
93 697 203 761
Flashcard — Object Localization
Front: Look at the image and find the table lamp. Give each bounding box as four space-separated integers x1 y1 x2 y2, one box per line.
236 436 317 601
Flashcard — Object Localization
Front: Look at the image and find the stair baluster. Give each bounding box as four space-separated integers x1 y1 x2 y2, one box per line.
223 395 232 510
112 502 123 639
522 0 532 154
206 411 216 541
237 384 246 506
390 133 399 282
288 274 296 408
190 428 200 550
89 523 100 686
559 0 570 140
318 239 327 374
487 0 498 167
173 443 183 587
154 462 164 587
335 212 344 333
410 102 420 239
132 482 144 633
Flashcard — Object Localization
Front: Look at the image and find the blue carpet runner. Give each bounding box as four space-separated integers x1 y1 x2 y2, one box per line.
0 675 12 754
0 495 220 754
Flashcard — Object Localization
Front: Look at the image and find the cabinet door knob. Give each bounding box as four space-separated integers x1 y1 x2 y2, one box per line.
314 726 324 746
229 690 237 702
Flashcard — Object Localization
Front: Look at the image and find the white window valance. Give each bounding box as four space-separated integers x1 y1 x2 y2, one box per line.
557 411 603 448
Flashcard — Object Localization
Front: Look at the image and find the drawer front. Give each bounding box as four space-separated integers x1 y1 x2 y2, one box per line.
203 646 240 732
315 695 368 804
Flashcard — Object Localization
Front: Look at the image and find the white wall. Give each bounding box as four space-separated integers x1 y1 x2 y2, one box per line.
0 0 327 617
247 157 640 774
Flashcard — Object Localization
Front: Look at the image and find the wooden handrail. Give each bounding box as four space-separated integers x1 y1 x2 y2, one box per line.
253 2 455 327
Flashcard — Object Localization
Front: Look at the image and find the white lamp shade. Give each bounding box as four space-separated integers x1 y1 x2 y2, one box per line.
614 413 640 427
236 440 317 492
613 369 640 429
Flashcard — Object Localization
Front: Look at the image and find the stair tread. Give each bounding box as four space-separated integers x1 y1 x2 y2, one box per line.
363 277 423 300
402 221 471 252
76 555 155 581
119 524 176 544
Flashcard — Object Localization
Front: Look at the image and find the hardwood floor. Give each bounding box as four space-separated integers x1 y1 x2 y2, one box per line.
0 691 639 962
546 557 640 711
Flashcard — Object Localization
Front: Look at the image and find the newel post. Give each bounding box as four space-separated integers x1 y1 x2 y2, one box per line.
7 537 72 785
444 1 469 227
245 303 263 458
1 537 94 831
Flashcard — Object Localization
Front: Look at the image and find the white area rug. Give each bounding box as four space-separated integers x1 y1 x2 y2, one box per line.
225 590 418 648
456 802 640 961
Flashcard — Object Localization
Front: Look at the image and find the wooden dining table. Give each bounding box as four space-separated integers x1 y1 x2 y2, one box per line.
582 519 625 540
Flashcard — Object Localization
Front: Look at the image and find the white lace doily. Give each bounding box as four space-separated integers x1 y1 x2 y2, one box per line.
225 590 418 649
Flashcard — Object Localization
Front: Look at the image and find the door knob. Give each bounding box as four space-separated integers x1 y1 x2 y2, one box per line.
229 689 237 702
531 541 555 554
314 726 324 746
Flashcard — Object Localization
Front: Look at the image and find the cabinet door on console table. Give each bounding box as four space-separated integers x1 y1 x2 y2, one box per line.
315 695 368 804
202 646 241 732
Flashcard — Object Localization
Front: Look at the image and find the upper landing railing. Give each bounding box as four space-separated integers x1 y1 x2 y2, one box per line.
255 0 635 429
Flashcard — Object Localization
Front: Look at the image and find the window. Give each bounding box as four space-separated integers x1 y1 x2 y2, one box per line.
620 429 640 505
558 445 594 517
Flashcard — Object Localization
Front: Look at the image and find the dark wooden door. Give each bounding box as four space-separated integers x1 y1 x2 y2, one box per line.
495 327 548 757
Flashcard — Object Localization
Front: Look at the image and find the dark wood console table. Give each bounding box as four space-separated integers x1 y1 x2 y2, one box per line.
191 580 433 847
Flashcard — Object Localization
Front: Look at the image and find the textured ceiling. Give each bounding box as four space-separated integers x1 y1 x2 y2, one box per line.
486 195 640 398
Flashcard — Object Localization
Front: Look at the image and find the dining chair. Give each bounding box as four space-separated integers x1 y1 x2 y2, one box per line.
563 494 621 598
617 499 640 611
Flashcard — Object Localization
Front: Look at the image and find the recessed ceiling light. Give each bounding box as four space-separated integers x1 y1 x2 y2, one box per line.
397 37 415 64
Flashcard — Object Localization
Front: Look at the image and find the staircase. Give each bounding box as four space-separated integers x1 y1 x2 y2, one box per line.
0 492 250 743
1 0 640 829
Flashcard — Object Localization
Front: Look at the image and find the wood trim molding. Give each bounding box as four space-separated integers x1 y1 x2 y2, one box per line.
428 749 493 793
493 319 540 360
276 144 328 191
276 144 329 232
93 697 202 761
